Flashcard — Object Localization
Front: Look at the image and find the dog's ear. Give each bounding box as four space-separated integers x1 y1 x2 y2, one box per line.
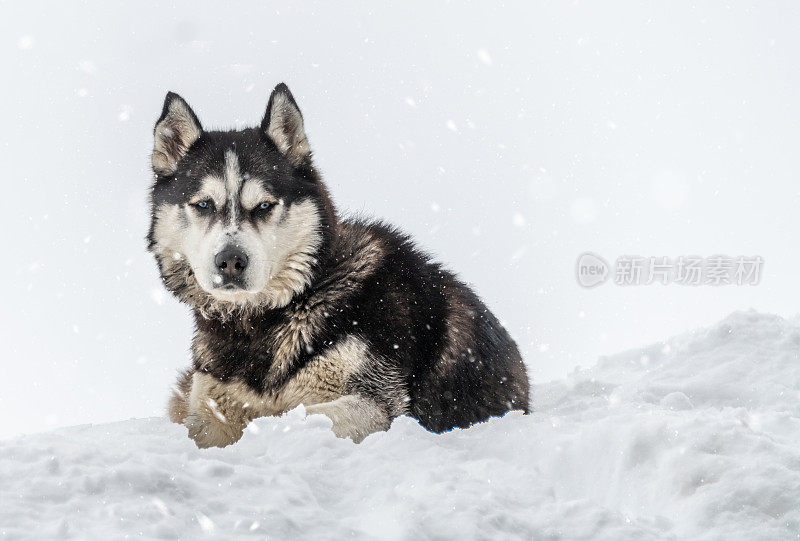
152 92 202 176
261 83 311 167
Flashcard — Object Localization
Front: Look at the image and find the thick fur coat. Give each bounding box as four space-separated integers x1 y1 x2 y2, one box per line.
148 84 529 446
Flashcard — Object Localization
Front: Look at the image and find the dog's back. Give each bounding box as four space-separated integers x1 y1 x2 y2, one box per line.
330 219 530 432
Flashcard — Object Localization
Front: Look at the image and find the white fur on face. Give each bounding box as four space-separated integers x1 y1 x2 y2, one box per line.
241 178 276 211
197 197 322 307
190 176 226 208
151 151 322 309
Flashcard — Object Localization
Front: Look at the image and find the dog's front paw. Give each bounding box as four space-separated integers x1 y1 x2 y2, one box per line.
185 412 242 449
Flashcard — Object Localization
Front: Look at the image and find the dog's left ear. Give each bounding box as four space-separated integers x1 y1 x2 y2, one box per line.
261 83 311 167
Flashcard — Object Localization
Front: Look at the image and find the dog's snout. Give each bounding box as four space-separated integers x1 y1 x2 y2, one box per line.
214 247 249 278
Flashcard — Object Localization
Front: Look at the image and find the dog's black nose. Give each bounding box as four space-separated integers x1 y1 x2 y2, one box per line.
214 248 248 278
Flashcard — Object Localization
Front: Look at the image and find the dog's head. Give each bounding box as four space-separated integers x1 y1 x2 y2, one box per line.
147 84 335 315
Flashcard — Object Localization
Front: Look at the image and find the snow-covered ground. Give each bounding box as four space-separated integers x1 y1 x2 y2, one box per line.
2 311 798 540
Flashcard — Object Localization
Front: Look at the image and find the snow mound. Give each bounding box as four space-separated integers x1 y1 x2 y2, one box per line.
2 311 799 539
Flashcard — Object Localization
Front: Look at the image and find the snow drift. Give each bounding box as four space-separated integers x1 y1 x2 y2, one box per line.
2 311 799 539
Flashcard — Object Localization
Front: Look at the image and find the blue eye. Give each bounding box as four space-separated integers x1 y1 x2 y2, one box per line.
193 200 213 211
198 201 208 208
251 201 275 217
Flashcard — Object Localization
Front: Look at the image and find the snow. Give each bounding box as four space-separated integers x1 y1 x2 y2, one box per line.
3 311 799 539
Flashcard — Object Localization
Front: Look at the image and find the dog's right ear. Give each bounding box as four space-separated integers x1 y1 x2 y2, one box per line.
152 92 202 176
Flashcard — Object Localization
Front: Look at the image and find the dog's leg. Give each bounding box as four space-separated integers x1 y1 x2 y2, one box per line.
167 368 194 424
184 372 255 448
305 395 391 443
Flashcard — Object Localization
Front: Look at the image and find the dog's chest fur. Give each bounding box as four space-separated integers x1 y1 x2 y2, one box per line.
192 305 337 394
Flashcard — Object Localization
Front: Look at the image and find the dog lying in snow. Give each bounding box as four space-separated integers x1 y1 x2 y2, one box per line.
147 83 529 447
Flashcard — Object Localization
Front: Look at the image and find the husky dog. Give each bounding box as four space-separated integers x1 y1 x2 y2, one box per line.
148 84 529 447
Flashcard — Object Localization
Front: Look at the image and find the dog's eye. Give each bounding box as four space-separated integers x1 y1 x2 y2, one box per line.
192 200 214 212
253 201 275 217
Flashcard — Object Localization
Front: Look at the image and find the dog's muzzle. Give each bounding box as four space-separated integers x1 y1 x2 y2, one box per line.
214 246 248 287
